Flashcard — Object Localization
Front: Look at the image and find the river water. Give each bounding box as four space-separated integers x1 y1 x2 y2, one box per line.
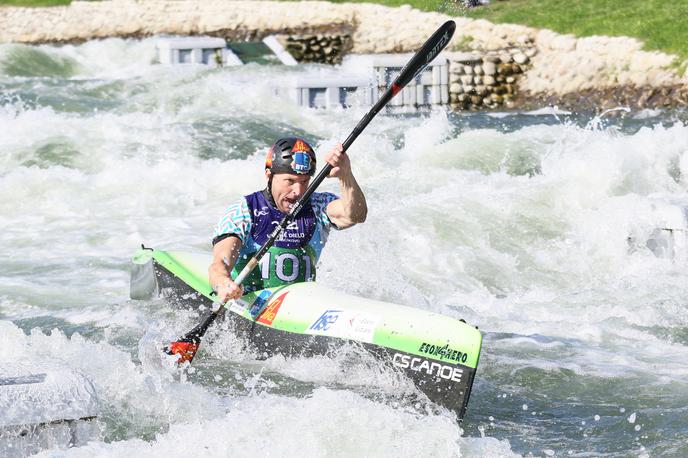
1 38 687 457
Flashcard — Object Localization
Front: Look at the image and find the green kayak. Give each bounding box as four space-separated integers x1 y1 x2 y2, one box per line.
131 248 482 420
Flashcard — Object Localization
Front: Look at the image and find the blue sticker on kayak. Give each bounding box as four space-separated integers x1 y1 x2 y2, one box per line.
249 290 273 318
306 309 380 342
308 310 343 332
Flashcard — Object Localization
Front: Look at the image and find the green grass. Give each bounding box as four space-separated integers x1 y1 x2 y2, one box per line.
0 0 71 5
326 0 444 11
327 0 688 59
466 0 688 59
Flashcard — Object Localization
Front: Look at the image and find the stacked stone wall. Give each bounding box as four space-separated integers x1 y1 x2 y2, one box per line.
448 45 535 110
278 34 353 65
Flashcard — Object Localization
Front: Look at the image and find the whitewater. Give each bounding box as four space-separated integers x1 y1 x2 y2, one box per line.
1 38 687 457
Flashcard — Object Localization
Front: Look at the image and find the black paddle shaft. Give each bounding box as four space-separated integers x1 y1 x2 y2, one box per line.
167 20 456 354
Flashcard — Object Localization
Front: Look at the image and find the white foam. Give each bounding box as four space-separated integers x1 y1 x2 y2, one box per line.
34 388 492 457
525 106 572 116
0 321 225 430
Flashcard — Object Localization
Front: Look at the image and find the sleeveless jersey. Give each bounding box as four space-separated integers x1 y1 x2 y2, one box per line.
213 190 338 292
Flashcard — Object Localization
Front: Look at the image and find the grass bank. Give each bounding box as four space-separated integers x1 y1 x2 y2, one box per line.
327 0 687 59
3 0 686 60
467 0 687 59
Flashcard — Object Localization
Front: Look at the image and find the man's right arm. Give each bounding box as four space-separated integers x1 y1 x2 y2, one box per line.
209 236 244 303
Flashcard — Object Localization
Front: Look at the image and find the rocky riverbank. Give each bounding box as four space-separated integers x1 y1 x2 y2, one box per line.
1 0 686 111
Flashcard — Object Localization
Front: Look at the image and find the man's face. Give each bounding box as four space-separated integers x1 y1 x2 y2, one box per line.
268 171 310 213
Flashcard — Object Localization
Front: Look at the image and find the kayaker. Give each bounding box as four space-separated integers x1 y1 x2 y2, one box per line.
209 137 367 302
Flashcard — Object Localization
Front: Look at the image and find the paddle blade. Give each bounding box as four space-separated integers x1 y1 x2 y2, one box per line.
341 20 456 152
163 310 220 365
164 340 199 364
393 20 456 90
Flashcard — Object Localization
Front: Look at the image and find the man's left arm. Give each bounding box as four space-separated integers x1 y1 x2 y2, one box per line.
324 143 367 229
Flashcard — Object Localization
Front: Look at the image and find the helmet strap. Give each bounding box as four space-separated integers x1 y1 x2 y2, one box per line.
264 174 278 208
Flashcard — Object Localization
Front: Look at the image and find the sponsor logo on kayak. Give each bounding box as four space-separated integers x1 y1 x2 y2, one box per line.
229 299 249 315
308 309 342 332
249 289 273 318
256 291 288 325
392 353 464 384
418 342 469 364
306 310 379 343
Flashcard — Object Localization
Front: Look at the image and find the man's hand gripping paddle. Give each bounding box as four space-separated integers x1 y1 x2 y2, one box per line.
164 20 456 365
